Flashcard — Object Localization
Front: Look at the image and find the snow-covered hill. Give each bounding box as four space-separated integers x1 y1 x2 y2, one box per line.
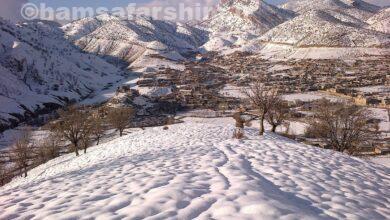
280 0 380 20
260 9 390 48
200 0 294 52
200 0 390 58
204 0 294 36
61 14 209 70
0 18 125 131
0 0 389 132
367 8 390 34
256 3 390 59
1 118 389 219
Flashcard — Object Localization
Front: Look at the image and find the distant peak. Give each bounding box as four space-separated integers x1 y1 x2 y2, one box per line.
219 0 265 7
95 13 121 22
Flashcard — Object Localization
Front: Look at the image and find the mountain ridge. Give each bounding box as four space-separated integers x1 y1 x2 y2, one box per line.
62 14 209 70
204 0 295 36
0 18 125 131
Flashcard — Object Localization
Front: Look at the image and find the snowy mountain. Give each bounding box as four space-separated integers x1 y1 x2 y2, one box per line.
255 0 390 59
199 0 390 58
200 0 294 52
0 1 389 132
281 0 380 20
0 18 125 131
1 118 389 219
367 8 390 34
260 9 390 48
61 14 209 70
204 0 294 36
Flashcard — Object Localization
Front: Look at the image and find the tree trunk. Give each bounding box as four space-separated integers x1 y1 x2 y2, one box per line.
119 130 123 137
24 167 27 177
271 125 277 133
96 137 100 145
74 144 79 156
259 116 265 136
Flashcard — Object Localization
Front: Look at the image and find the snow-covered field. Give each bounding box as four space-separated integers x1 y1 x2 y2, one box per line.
282 92 347 102
370 156 390 168
1 118 389 219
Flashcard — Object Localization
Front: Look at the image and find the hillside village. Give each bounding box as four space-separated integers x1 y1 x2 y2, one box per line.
211 52 390 107
136 52 389 108
131 52 390 154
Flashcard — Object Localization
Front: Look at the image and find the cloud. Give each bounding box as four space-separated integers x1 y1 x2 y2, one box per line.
0 0 27 22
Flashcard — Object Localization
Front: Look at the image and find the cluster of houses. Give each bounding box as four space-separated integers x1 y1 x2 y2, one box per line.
210 52 390 108
136 63 240 110
326 87 389 108
133 52 389 155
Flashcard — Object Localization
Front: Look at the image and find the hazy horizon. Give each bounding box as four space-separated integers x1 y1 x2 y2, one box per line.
1 0 389 23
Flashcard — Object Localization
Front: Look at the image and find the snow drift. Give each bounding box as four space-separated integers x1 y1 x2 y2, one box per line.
1 118 389 219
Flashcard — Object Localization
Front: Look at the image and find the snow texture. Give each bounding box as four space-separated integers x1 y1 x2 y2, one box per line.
1 118 389 219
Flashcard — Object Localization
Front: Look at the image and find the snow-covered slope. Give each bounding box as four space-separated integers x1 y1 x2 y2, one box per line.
281 0 380 20
256 0 390 59
201 0 389 58
204 0 294 36
260 10 390 48
1 118 389 219
200 0 294 52
61 14 208 70
367 8 390 34
0 18 124 130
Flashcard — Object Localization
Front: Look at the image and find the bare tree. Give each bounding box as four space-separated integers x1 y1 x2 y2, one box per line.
0 162 10 186
266 98 290 133
242 81 278 135
387 108 390 123
90 116 106 145
10 129 32 177
107 107 135 137
34 134 60 165
307 100 378 154
80 118 93 154
52 106 89 156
